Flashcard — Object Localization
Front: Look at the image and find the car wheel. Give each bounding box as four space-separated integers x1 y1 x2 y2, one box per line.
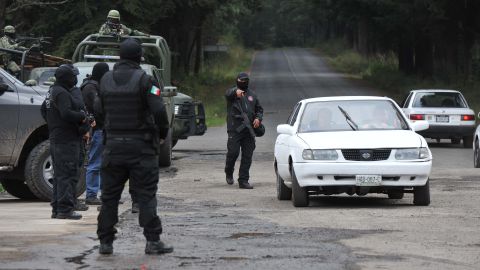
275 164 291 200
451 138 461 144
0 179 37 200
413 181 430 206
463 136 473 148
474 140 480 168
159 129 172 167
291 168 309 207
387 191 404 199
24 141 86 201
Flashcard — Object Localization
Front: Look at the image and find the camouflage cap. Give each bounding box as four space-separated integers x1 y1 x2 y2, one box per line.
107 10 120 20
4 25 15 34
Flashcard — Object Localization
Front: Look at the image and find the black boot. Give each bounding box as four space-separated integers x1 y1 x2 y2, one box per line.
239 181 253 189
75 203 89 211
99 242 113 255
85 197 102 205
225 174 234 185
56 211 82 220
145 240 174 255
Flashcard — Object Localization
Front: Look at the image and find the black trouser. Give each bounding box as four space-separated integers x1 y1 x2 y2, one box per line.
97 140 162 244
50 140 81 215
225 129 256 183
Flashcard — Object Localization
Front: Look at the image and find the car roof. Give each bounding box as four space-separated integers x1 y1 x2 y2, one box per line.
301 96 394 104
410 89 461 93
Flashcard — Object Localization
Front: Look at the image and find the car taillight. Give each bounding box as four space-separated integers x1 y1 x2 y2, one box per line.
410 114 425 120
461 115 475 121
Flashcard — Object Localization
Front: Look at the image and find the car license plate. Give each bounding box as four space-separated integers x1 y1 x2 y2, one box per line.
436 115 449 123
356 175 382 186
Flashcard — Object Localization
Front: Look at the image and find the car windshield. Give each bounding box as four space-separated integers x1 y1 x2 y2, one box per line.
298 100 409 132
412 92 467 108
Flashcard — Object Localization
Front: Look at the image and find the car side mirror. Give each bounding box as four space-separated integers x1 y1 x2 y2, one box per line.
277 124 296 135
477 112 480 119
411 120 429 132
162 86 177 97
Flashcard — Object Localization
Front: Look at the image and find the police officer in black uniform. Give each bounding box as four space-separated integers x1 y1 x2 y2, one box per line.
225 72 263 189
41 64 87 220
95 38 173 255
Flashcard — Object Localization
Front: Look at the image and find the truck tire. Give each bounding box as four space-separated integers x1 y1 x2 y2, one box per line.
159 130 172 167
0 179 37 200
24 141 86 201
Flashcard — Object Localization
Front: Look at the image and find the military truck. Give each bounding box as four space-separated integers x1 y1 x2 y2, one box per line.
71 34 206 151
0 48 85 200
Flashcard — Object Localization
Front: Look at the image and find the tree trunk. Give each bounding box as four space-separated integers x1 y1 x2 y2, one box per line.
398 37 415 74
194 26 202 75
357 17 369 55
415 33 434 78
0 0 7 29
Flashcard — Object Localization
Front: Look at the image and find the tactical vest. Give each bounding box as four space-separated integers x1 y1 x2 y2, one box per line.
80 79 99 91
101 69 155 139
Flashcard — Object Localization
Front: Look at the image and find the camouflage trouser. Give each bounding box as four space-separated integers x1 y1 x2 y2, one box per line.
7 60 20 73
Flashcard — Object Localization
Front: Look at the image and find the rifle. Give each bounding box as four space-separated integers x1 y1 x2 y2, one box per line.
233 97 256 138
16 36 52 50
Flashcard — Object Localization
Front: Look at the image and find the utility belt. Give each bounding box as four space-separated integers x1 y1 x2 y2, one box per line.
104 130 160 153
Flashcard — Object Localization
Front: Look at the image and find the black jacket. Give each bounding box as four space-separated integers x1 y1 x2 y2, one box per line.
94 60 169 140
81 79 103 130
225 87 263 133
41 84 86 143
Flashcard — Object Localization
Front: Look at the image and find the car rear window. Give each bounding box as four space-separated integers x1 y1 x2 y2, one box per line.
412 92 467 108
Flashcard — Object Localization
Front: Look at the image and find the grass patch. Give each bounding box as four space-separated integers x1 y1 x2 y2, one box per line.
317 40 480 112
175 41 254 127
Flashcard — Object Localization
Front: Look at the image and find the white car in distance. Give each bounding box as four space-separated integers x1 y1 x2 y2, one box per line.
274 96 432 207
400 89 475 148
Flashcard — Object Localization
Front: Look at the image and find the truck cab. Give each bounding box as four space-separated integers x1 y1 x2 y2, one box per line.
72 34 206 149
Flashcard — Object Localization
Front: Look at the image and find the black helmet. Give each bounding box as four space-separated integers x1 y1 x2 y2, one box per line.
254 124 265 137
120 38 142 63
55 64 79 88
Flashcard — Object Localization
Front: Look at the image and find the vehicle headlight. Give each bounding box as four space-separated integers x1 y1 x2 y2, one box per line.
395 148 430 160
174 105 180 115
302 149 338 160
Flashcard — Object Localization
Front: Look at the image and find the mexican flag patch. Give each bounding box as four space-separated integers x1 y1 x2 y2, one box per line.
150 86 161 96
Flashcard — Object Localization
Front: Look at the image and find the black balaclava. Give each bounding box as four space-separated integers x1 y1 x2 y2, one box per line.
91 62 109 82
55 64 79 89
236 72 249 90
5 32 16 40
120 38 142 63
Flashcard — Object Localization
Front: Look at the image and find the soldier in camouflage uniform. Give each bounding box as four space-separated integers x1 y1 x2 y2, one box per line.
98 10 149 36
0 25 27 75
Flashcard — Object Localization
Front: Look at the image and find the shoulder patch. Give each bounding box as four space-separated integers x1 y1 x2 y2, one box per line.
150 85 161 96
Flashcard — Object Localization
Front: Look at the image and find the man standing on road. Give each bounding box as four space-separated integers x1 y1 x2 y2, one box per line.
41 64 87 220
225 72 263 189
81 62 109 205
95 38 173 255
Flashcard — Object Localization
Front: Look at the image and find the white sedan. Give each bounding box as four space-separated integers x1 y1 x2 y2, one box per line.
274 96 432 207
